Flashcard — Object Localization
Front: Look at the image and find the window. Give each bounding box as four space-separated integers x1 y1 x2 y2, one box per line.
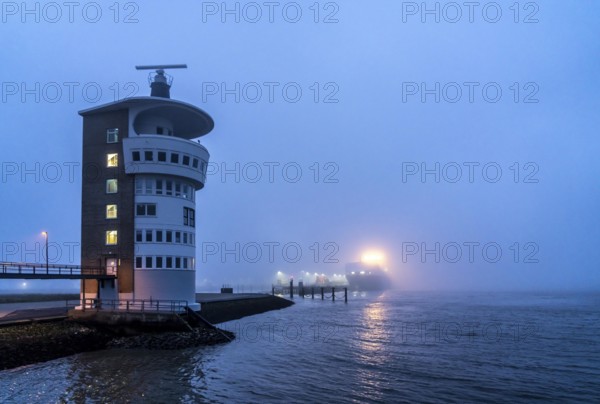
145 230 153 242
136 230 142 242
145 179 153 194
144 151 153 161
135 179 143 194
106 231 118 245
190 234 194 245
158 151 167 162
184 207 195 227
136 204 157 216
183 233 188 244
132 151 140 161
182 185 190 200
168 129 173 136
182 155 190 166
145 257 153 269
192 159 199 169
166 181 173 196
107 153 118 167
166 231 172 243
106 179 118 194
156 126 164 135
183 258 188 269
106 205 117 219
156 180 163 195
156 257 163 269
175 182 181 197
166 256 173 268
135 257 142 269
156 230 163 242
175 232 181 244
170 153 179 164
107 129 119 143
175 257 181 269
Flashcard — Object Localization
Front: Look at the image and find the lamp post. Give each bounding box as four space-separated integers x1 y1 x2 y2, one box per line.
42 231 48 274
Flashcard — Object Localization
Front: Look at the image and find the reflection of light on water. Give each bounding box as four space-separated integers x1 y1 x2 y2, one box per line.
357 301 389 358
352 299 392 401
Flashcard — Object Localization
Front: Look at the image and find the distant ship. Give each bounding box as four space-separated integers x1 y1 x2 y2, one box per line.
345 261 391 291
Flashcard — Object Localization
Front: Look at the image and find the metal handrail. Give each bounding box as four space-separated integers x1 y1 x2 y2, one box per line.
78 298 189 313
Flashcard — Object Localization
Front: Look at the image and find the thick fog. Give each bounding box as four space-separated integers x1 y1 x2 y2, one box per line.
1 1 598 292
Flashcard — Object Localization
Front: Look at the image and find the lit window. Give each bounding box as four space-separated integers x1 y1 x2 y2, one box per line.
107 153 118 167
107 129 119 143
132 151 140 161
106 205 117 219
106 231 118 245
106 179 118 194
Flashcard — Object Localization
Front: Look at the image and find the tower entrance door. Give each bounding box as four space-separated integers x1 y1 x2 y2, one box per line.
106 258 118 276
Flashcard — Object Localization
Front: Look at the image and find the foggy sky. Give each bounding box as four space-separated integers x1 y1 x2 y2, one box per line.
1 1 599 292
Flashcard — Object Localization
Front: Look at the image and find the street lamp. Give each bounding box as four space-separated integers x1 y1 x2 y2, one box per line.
41 231 48 274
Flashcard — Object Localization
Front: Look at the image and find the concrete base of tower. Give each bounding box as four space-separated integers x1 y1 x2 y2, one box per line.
134 269 198 308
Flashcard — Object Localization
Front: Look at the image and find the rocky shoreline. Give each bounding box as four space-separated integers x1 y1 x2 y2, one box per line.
0 320 233 371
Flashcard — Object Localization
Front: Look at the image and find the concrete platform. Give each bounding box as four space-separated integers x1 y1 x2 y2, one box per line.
0 293 294 327
196 293 272 303
196 293 293 324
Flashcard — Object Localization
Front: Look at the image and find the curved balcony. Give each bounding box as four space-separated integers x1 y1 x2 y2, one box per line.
123 135 209 188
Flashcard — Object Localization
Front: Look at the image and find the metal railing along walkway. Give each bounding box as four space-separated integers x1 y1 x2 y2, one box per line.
0 262 116 280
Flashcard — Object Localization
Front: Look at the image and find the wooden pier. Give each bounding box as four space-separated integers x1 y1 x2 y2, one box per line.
272 280 348 303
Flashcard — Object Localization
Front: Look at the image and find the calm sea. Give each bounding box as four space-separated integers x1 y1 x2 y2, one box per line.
1 291 599 403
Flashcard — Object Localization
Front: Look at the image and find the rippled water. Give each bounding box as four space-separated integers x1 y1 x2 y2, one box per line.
1 291 599 403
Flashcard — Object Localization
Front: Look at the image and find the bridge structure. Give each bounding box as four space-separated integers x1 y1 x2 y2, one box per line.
0 262 116 280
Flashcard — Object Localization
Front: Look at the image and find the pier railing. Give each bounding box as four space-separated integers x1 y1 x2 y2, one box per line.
75 298 189 313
